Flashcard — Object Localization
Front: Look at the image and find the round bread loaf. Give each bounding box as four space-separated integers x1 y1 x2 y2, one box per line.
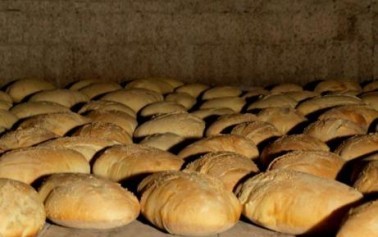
17 111 90 136
38 173 140 229
236 169 363 235
318 105 378 130
84 110 137 136
247 94 298 111
178 134 259 161
296 95 363 116
68 79 101 90
93 144 183 182
28 89 89 108
336 200 378 237
184 151 259 192
257 107 307 134
0 109 18 129
0 127 59 151
359 91 378 111
139 133 186 151
314 79 361 94
282 90 319 102
335 134 378 161
190 108 235 120
0 178 45 237
352 160 378 195
125 78 175 94
231 121 282 146
72 122 133 144
175 83 210 98
100 88 163 112
10 101 71 119
303 118 366 143
134 112 205 139
270 82 303 94
205 113 258 137
77 100 136 118
241 87 269 99
202 86 242 100
200 96 245 113
79 81 122 99
260 134 329 167
155 77 185 89
165 92 197 110
267 150 345 179
38 136 119 162
139 101 187 117
0 147 89 184
137 170 241 236
5 78 56 103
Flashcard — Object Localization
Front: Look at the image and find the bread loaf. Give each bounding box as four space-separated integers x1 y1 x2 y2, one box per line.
0 109 18 129
205 113 258 137
78 100 136 118
184 151 259 191
100 88 163 112
260 134 329 167
335 134 378 161
352 160 378 195
202 86 241 100
0 147 89 184
190 108 235 120
139 133 186 151
10 101 70 119
236 169 362 235
137 170 241 236
5 78 55 103
93 144 183 182
39 173 140 229
178 134 259 161
336 200 378 237
28 89 89 108
200 96 245 113
134 112 205 139
270 82 303 94
125 78 176 94
0 178 45 237
314 79 361 94
247 94 298 111
72 122 133 144
79 82 122 99
267 150 345 179
165 91 197 110
175 83 210 98
231 121 282 146
139 101 187 117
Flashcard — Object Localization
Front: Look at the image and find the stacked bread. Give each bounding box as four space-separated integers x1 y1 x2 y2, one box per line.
0 77 378 236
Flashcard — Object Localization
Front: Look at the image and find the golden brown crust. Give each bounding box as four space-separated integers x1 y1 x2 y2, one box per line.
72 122 133 145
336 200 378 237
352 160 378 195
5 78 56 103
257 107 307 134
184 151 259 191
314 79 361 94
236 169 363 235
134 112 205 139
190 108 235 120
10 101 71 119
175 83 210 98
165 92 197 110
28 89 89 108
139 132 186 151
267 150 345 179
260 134 329 167
231 120 282 145
178 134 259 161
270 83 303 94
0 109 18 129
200 96 245 113
303 118 366 142
138 170 241 236
17 112 90 136
38 136 119 162
39 173 140 229
125 78 176 94
100 88 164 112
0 147 90 184
247 94 298 111
139 101 187 117
77 100 136 118
202 86 242 100
205 113 259 137
0 178 46 237
335 134 378 161
92 144 183 182
79 82 122 99
84 110 137 136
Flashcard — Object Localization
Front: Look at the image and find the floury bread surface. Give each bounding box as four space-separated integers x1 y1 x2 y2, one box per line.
236 169 362 235
137 171 241 236
39 173 140 229
0 178 46 237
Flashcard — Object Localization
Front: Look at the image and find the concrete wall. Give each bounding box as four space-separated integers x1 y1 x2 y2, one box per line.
0 0 376 87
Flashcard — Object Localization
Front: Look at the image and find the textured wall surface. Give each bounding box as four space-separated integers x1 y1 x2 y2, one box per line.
0 0 376 87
